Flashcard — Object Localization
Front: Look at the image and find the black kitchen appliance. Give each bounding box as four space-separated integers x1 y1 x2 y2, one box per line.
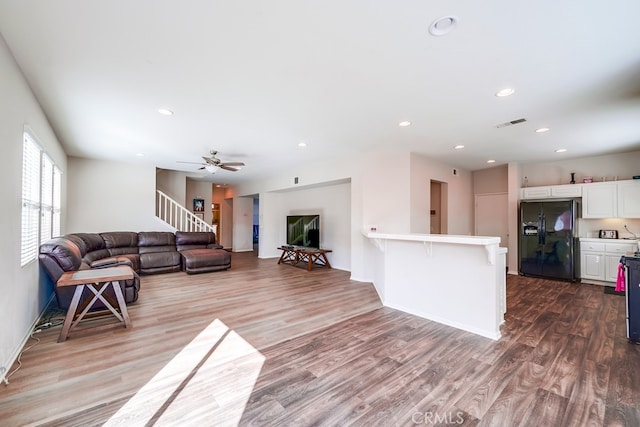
623 256 640 344
519 199 579 281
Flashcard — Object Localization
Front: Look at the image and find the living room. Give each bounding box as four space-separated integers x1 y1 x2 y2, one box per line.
2 1 640 425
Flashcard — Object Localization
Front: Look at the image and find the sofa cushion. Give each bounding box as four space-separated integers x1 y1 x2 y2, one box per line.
66 233 105 256
175 231 222 251
139 251 182 274
101 232 139 249
180 248 230 274
89 255 140 271
138 232 177 256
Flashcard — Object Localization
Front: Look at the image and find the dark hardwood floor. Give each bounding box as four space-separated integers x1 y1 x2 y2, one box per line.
1 252 639 426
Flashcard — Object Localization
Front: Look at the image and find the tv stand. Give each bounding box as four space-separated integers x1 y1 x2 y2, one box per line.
277 246 332 271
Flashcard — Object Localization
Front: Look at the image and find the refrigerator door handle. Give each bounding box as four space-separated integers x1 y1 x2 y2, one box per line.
538 215 543 244
541 215 546 244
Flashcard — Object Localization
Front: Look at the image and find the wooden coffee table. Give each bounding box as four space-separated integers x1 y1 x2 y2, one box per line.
56 266 134 342
277 247 332 271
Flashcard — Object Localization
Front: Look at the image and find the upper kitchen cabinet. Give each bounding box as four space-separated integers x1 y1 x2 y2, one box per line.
520 184 582 199
582 180 640 218
617 180 640 218
582 182 617 218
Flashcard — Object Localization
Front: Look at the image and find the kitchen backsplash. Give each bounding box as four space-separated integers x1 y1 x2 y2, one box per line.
579 218 640 238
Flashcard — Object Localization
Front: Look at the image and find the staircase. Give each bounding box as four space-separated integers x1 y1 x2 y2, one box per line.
156 190 217 234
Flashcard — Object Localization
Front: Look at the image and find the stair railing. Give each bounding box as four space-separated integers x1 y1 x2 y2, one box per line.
156 190 217 234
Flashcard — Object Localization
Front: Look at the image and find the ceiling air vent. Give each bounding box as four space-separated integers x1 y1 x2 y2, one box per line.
496 118 527 128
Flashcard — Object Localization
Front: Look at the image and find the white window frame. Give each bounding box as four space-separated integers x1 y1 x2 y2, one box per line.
20 131 62 266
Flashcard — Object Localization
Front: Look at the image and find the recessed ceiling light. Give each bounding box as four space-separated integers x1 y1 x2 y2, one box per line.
398 121 411 127
536 127 550 133
158 108 174 116
298 142 307 147
487 159 496 163
495 88 515 97
135 153 144 157
429 16 459 36
555 148 567 153
454 145 465 149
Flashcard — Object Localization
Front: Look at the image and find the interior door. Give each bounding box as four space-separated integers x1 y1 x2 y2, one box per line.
475 192 509 250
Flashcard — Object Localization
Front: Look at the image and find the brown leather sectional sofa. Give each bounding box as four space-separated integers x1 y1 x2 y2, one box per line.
39 231 230 310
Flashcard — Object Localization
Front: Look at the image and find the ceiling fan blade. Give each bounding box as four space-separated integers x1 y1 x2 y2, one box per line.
198 166 206 170
176 161 204 165
219 165 240 172
202 156 217 164
220 161 245 167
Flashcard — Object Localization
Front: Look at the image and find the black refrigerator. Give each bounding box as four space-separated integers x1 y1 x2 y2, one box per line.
519 199 579 281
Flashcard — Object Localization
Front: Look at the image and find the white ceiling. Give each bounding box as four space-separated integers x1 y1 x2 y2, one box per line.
1 1 640 184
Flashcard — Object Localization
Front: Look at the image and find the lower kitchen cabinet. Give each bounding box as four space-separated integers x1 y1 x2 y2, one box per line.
580 239 637 285
581 250 605 281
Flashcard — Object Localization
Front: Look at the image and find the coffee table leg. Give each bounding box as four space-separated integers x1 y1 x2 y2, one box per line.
322 252 332 269
58 285 85 342
111 280 131 327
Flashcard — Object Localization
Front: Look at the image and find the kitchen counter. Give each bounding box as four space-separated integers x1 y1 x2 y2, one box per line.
364 232 506 340
579 237 638 243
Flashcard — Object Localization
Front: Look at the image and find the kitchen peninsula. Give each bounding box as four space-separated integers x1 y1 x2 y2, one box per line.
365 232 507 340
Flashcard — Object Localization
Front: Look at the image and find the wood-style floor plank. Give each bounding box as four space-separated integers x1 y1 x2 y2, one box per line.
1 255 640 426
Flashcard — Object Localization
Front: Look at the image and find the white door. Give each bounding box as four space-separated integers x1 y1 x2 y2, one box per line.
475 193 509 253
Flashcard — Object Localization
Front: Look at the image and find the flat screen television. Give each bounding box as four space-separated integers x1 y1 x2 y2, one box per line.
286 215 320 248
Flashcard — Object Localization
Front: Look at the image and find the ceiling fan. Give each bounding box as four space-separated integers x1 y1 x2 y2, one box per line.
177 150 245 173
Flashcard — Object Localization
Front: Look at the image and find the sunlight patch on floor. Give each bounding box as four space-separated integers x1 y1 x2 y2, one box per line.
104 319 265 426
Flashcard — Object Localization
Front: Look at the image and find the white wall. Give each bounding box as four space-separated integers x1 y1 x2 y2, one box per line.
233 196 254 252
473 165 508 195
521 151 640 187
410 153 474 235
186 177 213 225
0 35 67 376
507 162 521 274
258 182 352 271
67 157 161 232
156 168 188 204
235 149 474 282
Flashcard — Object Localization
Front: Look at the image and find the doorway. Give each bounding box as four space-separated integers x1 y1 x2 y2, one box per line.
430 180 448 234
253 197 259 255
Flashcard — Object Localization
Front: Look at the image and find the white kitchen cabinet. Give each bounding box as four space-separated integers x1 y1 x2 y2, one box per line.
521 186 551 199
617 180 640 218
580 241 605 281
605 254 622 282
580 239 636 284
581 251 605 281
551 184 582 198
582 182 617 218
520 184 582 199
